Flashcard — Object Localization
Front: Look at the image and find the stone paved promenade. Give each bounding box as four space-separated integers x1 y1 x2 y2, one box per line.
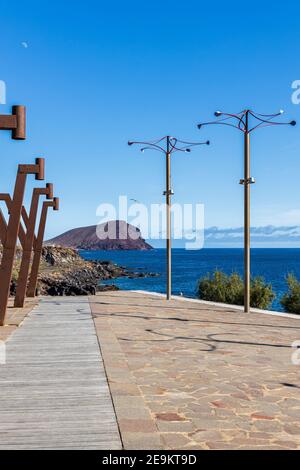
90 291 300 450
0 297 121 450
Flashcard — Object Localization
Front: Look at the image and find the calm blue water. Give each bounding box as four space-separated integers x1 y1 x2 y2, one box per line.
80 248 300 312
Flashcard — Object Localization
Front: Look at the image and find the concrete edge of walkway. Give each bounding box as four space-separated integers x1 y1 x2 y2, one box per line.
130 290 300 320
89 297 164 450
0 300 38 343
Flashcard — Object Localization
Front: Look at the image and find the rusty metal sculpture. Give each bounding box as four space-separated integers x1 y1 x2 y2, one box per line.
0 197 29 249
0 105 26 140
14 183 53 307
0 194 33 289
27 197 59 298
0 158 44 326
0 184 55 306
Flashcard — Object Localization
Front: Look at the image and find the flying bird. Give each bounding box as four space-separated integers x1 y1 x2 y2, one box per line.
21 42 28 48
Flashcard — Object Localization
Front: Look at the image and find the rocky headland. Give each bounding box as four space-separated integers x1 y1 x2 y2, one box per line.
46 220 153 251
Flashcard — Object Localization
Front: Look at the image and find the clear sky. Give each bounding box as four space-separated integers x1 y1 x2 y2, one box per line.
1 0 300 244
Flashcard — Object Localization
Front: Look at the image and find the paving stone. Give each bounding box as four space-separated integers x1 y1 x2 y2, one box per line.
156 420 196 433
122 432 163 450
90 291 300 450
161 433 191 449
284 424 300 435
155 412 186 422
119 419 157 433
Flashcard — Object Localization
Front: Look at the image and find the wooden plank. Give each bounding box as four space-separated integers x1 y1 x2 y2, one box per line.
0 297 122 450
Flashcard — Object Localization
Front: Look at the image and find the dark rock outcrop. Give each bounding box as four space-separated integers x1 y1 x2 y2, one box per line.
8 245 158 297
35 246 155 296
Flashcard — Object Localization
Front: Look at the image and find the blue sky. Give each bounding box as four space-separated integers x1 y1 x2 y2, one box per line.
1 0 300 245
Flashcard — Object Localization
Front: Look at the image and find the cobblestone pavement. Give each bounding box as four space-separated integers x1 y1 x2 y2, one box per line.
90 291 300 450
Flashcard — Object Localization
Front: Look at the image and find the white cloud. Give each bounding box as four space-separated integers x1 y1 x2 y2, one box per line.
204 225 300 247
253 208 300 227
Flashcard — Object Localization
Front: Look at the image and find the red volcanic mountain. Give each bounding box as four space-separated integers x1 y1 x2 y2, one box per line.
46 220 153 251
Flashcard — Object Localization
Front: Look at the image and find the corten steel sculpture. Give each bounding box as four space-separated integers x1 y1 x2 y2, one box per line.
128 136 210 300
27 197 59 298
0 193 44 291
197 110 296 313
0 105 26 140
0 194 32 270
0 198 28 248
0 158 44 326
14 183 54 307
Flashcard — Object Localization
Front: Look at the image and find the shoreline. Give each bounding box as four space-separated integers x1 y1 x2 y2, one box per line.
81 247 300 314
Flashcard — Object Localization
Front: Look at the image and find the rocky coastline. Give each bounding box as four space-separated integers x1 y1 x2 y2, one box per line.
9 245 157 297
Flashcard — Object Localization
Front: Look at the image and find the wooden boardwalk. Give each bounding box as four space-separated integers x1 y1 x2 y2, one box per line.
0 297 122 450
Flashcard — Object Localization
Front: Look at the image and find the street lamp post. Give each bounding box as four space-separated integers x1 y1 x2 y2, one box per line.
243 111 251 313
197 109 296 313
165 136 172 299
128 136 210 300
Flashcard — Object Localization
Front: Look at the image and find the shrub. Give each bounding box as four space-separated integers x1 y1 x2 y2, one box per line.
280 274 300 314
197 271 243 305
196 270 275 310
250 276 276 310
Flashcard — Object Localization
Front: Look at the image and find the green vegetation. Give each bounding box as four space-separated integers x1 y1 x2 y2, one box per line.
196 270 275 310
280 274 300 314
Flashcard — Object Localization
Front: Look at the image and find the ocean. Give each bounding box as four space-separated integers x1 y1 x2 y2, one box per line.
80 248 300 312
